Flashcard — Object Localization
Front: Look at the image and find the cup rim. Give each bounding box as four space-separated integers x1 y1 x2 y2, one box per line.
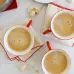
4 25 34 55
0 0 13 12
51 10 74 40
42 49 71 74
0 0 7 7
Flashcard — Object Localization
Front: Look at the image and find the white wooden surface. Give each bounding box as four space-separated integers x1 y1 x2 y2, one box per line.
0 0 74 74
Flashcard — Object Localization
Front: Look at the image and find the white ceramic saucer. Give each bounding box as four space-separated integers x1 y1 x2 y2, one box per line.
34 0 55 3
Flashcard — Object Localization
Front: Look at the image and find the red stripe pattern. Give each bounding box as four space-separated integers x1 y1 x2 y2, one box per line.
0 42 44 62
50 2 74 11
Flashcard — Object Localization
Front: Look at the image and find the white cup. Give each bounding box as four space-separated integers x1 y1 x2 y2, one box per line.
42 49 71 74
51 10 74 40
4 25 34 55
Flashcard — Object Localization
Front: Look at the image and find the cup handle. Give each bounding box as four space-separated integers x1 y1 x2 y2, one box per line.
46 41 52 50
43 28 52 35
26 20 32 28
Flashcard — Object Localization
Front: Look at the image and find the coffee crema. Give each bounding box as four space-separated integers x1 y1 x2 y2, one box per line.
8 28 31 52
0 0 6 6
44 51 67 74
54 13 74 36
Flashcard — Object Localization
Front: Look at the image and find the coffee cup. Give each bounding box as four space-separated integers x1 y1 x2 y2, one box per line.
4 25 34 55
51 10 74 40
42 49 71 74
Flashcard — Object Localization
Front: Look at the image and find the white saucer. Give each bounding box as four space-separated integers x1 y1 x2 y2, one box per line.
34 0 54 3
